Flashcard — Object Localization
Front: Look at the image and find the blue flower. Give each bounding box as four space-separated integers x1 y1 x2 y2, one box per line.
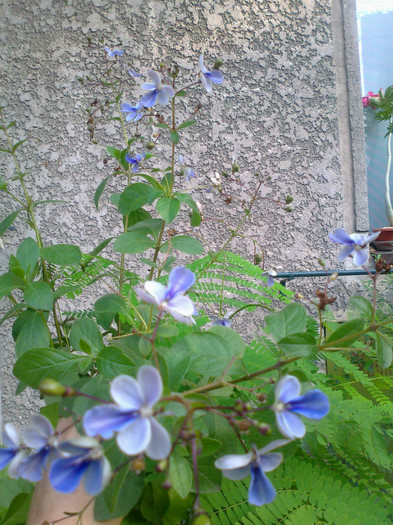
141 70 175 108
83 366 171 461
121 102 144 122
211 309 234 327
178 154 196 181
49 437 111 496
0 423 26 478
125 151 145 173
18 415 58 482
199 54 224 92
136 266 197 324
215 440 289 506
329 228 380 266
262 270 277 288
273 375 330 440
104 46 124 57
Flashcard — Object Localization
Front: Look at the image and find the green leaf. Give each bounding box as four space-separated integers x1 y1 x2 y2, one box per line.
40 244 82 266
0 479 33 515
106 146 122 161
199 437 222 457
349 295 373 321
125 208 152 228
156 323 179 339
2 493 32 525
326 319 365 348
170 130 180 144
265 303 307 343
177 119 196 130
375 333 393 368
0 210 21 237
156 197 180 223
94 174 113 209
176 90 186 97
156 122 170 129
23 281 53 311
82 237 114 267
277 332 317 357
16 237 40 280
13 348 92 388
171 235 204 254
193 457 222 493
176 193 201 226
12 139 27 152
169 449 193 499
94 293 131 329
0 175 8 190
128 218 164 240
14 310 50 358
163 491 194 525
0 303 26 327
140 482 170 522
96 346 135 378
69 317 104 355
166 353 190 391
118 183 162 215
113 232 155 254
32 199 66 208
0 272 25 301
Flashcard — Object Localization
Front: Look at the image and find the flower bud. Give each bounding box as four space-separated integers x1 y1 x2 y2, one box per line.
192 513 212 525
131 458 145 473
231 164 239 173
162 479 172 490
237 419 251 431
155 460 168 472
146 142 155 150
39 379 69 397
285 195 293 204
213 59 223 69
285 206 293 212
258 423 271 435
330 272 338 281
318 258 325 267
254 254 262 265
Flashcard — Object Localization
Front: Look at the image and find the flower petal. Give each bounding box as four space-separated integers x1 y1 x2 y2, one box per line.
136 287 159 305
352 247 369 266
329 228 353 244
22 415 54 449
276 411 305 440
147 70 161 87
83 404 137 439
141 90 158 108
83 457 111 496
215 452 253 471
161 85 175 98
166 308 195 324
289 390 330 419
207 70 224 84
248 465 276 506
116 417 151 456
142 82 156 90
275 375 301 404
8 450 27 479
221 465 251 480
49 457 89 493
258 439 291 455
156 89 170 106
121 103 134 112
199 54 207 73
137 366 163 407
0 449 15 470
145 281 167 303
3 423 20 448
111 375 144 409
145 417 171 460
258 452 283 473
167 266 195 298
200 73 209 91
168 295 196 317
204 75 213 92
365 231 380 244
338 244 354 261
19 448 50 482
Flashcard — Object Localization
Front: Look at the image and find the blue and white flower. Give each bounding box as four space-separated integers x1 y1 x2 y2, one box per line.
211 309 234 327
104 46 124 57
141 71 175 108
83 366 171 461
199 54 224 92
125 151 145 173
0 423 26 478
121 102 144 122
49 437 111 496
262 270 277 288
272 375 330 440
179 154 196 181
136 266 197 325
215 440 289 506
329 228 380 266
18 414 58 482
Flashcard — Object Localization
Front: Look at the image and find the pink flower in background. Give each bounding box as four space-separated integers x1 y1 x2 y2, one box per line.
362 91 380 108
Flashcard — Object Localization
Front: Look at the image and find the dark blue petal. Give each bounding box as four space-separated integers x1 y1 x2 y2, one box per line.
328 228 353 245
19 447 50 482
167 267 195 299
49 456 90 493
289 390 330 420
248 465 276 506
206 70 224 84
83 405 138 439
125 154 137 165
83 459 105 495
0 449 15 470
141 90 158 108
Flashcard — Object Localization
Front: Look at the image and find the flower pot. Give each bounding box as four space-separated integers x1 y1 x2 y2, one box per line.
372 227 393 251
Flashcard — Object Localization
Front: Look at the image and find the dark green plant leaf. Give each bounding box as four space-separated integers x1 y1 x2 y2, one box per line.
170 130 180 144
169 449 193 499
40 244 82 266
69 317 104 355
171 235 204 254
106 146 122 161
128 218 164 240
265 303 307 343
0 272 26 301
140 482 170 522
16 237 40 280
325 319 365 348
156 197 180 223
113 232 155 254
118 183 162 216
177 120 196 130
0 210 21 237
277 332 317 357
375 333 393 368
96 346 135 378
349 296 373 321
94 174 113 209
94 293 132 329
23 281 53 311
2 492 32 525
14 310 50 358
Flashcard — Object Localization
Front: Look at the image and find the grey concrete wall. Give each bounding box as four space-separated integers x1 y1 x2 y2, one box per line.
0 0 347 426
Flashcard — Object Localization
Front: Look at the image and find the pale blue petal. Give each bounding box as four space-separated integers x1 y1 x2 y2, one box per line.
178 154 184 165
3 423 20 448
156 89 170 106
137 366 162 407
167 267 195 298
111 375 144 409
222 465 251 480
276 411 305 440
148 70 161 87
166 308 195 324
8 450 27 479
161 85 175 98
58 437 100 455
121 103 134 112
249 466 276 506
289 390 330 419
204 75 213 92
22 415 54 449
258 453 283 473
352 247 369 266
365 231 380 244
329 228 353 244
200 72 209 91
215 452 252 471
19 448 49 482
145 417 171 460
136 287 159 305
83 404 137 439
49 456 89 493
198 54 207 74
168 295 195 317
207 70 224 84
117 417 151 456
141 90 158 108
338 245 354 261
275 375 301 404
0 449 15 470
142 82 156 90
83 458 109 496
258 439 291 456
350 233 367 246
145 281 168 303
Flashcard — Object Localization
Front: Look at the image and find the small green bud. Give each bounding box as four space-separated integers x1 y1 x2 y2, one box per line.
213 59 223 69
330 272 338 281
159 62 165 69
222 171 229 178
0 177 7 191
192 514 212 525
231 164 239 173
254 254 262 265
318 258 325 267
146 141 155 150
285 206 293 212
285 195 293 204
39 379 69 397
156 460 167 472
258 423 271 435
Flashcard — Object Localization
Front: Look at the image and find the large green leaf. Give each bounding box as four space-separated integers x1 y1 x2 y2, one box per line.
0 272 26 301
0 479 33 516
169 449 193 499
156 197 180 223
325 319 364 348
128 218 164 240
16 237 40 280
23 281 53 311
96 346 135 378
40 244 82 266
277 333 317 357
94 174 113 209
2 493 32 525
375 333 393 368
349 296 373 322
0 210 21 237
13 348 92 388
14 310 50 358
140 482 170 522
265 303 307 343
176 193 201 227
171 235 204 254
113 232 155 254
69 317 104 355
118 183 162 215
94 293 132 329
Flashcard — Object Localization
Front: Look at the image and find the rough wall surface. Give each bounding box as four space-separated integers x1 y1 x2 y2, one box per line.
0 0 344 426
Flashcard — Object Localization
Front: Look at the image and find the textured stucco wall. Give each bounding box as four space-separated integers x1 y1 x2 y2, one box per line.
0 0 346 426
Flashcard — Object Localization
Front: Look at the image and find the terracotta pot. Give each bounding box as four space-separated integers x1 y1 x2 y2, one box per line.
372 227 393 251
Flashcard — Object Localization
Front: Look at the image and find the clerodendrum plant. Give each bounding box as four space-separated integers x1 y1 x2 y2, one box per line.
1 43 393 525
